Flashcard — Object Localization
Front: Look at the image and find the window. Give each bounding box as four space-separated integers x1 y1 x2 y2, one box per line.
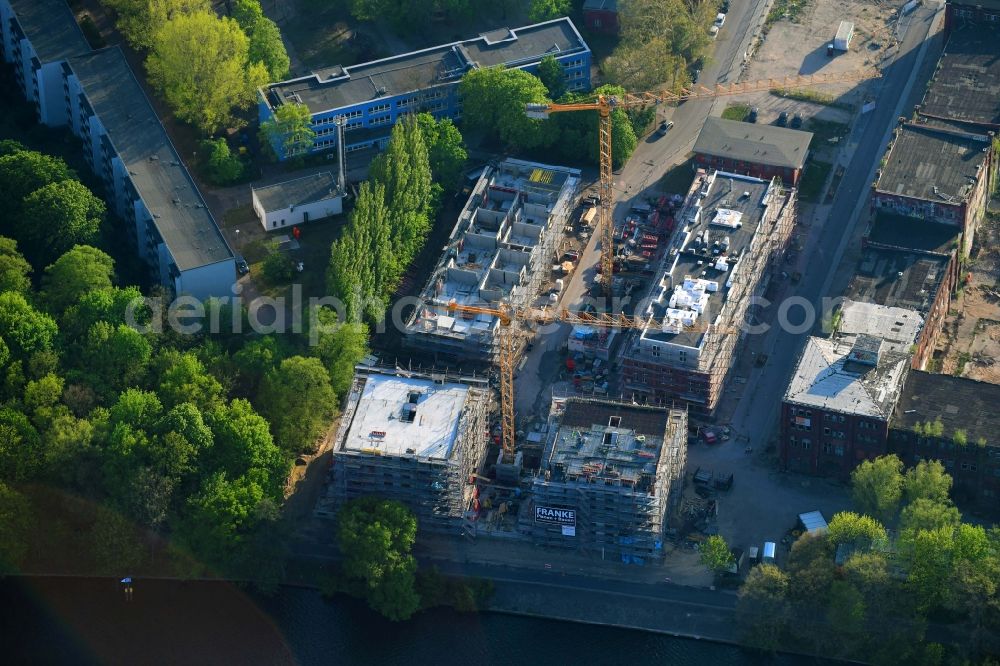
835 445 845 457
838 415 845 423
801 439 811 450
368 102 391 114
397 97 414 108
823 427 830 436
593 18 602 27
369 115 392 127
823 443 833 454
652 345 660 358
342 109 363 120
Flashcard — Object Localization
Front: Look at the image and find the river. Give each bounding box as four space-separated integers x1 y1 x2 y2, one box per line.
0 577 827 665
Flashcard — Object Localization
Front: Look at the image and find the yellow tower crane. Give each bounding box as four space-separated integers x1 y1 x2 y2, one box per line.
525 68 880 297
447 301 741 465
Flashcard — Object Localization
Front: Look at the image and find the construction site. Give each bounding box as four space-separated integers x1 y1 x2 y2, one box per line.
519 397 687 562
620 170 798 417
323 367 492 532
404 158 581 359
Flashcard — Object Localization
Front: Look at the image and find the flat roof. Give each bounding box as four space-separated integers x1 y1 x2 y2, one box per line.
340 374 471 460
266 18 588 114
784 335 910 418
837 300 923 354
253 171 341 213
846 245 950 314
866 211 960 256
798 511 828 534
547 399 684 490
642 172 775 348
892 370 1000 446
9 0 89 63
694 117 813 170
920 25 1000 128
68 48 232 271
876 122 991 203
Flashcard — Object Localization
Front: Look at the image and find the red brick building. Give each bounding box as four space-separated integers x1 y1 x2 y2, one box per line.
582 0 619 34
945 0 1000 32
888 371 1000 519
693 117 812 186
781 334 911 478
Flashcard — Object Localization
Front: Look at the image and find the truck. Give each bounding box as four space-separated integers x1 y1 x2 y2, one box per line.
833 21 854 51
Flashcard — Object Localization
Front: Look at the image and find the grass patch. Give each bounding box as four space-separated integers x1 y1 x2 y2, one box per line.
770 88 854 113
721 104 750 121
766 0 812 26
806 118 849 146
955 351 971 376
658 156 696 195
798 157 832 203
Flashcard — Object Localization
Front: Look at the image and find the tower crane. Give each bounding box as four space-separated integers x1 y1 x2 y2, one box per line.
524 68 880 298
447 301 735 466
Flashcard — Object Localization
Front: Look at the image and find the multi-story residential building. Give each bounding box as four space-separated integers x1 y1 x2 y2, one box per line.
693 117 813 186
258 18 591 159
850 212 960 370
64 48 235 299
871 119 995 255
324 367 491 533
781 330 913 478
888 370 1000 518
404 158 580 360
620 170 796 418
0 0 88 127
521 397 687 562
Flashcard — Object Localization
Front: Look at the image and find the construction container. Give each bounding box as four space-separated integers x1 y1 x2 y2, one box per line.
833 21 854 51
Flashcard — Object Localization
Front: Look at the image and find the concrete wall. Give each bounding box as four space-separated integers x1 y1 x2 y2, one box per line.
175 259 238 301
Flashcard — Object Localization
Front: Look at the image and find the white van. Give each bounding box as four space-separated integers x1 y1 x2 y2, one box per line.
762 541 777 564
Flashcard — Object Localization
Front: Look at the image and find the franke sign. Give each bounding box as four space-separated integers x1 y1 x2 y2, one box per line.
534 506 576 526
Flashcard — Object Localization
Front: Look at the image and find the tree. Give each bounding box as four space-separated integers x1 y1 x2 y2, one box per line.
903 460 953 505
146 12 268 133
0 292 58 360
414 113 467 191
536 54 566 99
0 407 43 481
199 138 245 186
827 512 888 551
232 336 283 397
0 237 31 295
312 312 369 397
258 356 336 454
259 102 315 160
0 482 31 574
89 507 145 575
175 471 269 567
0 140 25 157
550 85 639 168
786 532 835 602
23 372 65 431
248 17 290 81
0 150 75 215
327 181 393 323
40 245 115 314
826 580 866 651
18 180 105 263
154 350 224 411
850 455 903 522
62 285 146 341
900 498 961 538
206 399 287 496
338 497 420 621
83 322 152 393
103 0 209 49
737 564 789 651
699 534 734 573
261 251 295 285
528 0 570 20
230 0 264 30
459 67 554 150
370 117 433 263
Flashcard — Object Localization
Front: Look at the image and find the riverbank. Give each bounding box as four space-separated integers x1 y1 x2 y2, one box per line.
0 576 828 665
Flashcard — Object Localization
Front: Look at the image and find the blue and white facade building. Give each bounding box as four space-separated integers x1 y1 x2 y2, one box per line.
259 18 592 160
0 0 236 300
0 0 88 127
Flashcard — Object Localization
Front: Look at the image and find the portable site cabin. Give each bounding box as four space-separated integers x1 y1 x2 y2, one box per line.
834 21 854 50
797 511 828 535
762 541 777 564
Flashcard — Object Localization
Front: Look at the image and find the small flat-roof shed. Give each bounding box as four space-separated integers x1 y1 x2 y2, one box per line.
251 171 343 231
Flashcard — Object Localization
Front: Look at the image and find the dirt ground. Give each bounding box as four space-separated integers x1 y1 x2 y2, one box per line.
736 0 897 137
936 212 1000 383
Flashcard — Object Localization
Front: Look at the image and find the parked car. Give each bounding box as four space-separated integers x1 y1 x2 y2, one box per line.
709 24 720 39
776 111 789 127
236 258 249 275
714 12 726 28
657 120 675 136
747 107 759 123
720 0 730 11
790 113 803 129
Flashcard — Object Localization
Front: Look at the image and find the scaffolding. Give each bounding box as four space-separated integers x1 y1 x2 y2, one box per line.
521 397 688 561
326 366 491 533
